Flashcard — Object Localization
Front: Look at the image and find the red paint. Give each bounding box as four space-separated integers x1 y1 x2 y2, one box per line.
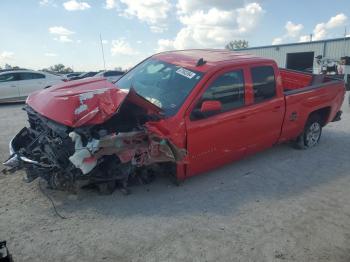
26 78 161 127
26 50 346 181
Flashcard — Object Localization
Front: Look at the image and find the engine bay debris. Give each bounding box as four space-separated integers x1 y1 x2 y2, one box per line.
3 81 186 194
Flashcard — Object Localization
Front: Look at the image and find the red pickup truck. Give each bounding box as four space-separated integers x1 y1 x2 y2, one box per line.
4 50 345 194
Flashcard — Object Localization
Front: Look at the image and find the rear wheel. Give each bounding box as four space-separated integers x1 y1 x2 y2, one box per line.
293 115 322 149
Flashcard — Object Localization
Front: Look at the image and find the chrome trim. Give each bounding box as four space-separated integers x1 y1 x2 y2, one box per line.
9 138 14 155
4 137 52 168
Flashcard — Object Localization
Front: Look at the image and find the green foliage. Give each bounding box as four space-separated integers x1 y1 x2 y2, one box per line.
225 40 249 50
43 64 73 74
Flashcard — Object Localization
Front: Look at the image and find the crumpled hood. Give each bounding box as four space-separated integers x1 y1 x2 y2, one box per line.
26 78 162 127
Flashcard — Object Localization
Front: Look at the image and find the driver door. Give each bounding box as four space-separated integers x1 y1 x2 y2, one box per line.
185 68 251 176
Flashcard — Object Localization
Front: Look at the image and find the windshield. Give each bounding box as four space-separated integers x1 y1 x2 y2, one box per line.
116 59 203 116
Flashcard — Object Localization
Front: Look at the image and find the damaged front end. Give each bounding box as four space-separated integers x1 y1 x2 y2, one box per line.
3 79 185 194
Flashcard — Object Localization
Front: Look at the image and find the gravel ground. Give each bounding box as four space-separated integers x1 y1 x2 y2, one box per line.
1 94 350 262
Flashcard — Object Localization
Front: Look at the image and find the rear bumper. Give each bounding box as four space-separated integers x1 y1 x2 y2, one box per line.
331 110 342 122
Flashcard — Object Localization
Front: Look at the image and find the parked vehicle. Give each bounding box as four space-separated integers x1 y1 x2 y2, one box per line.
3 50 345 194
94 70 124 83
69 72 97 81
65 72 82 79
0 70 65 103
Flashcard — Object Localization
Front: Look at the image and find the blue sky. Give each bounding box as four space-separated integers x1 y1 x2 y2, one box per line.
0 0 349 71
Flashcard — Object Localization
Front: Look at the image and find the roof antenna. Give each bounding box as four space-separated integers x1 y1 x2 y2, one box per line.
196 58 207 66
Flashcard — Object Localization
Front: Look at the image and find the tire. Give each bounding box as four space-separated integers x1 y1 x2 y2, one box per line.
293 114 323 149
98 181 116 195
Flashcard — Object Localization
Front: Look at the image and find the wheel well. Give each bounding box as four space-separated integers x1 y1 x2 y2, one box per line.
309 107 331 126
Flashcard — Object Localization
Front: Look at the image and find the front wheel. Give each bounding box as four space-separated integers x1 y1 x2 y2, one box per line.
293 115 323 149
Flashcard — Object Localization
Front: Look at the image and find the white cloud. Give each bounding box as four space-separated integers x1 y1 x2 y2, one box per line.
49 26 75 43
55 36 73 42
176 0 244 14
49 26 74 35
111 39 139 56
0 51 14 61
327 13 348 28
157 3 264 51
150 25 167 33
313 23 327 40
39 0 50 5
118 0 171 32
63 0 90 11
156 39 174 52
285 21 303 38
39 0 57 6
236 3 265 34
105 0 117 9
313 13 347 41
299 13 348 42
272 37 283 45
299 35 311 42
272 21 304 44
45 52 58 57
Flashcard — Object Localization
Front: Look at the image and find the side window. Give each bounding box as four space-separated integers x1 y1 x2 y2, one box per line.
19 73 45 80
0 73 19 82
31 73 45 79
192 70 245 119
251 66 276 103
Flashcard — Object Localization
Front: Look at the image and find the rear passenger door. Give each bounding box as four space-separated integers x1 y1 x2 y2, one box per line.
0 73 20 101
17 72 46 97
244 65 285 154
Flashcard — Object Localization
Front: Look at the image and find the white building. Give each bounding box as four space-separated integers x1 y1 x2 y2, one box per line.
236 37 350 77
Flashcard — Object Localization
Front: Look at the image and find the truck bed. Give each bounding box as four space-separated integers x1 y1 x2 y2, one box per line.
278 68 345 143
280 68 336 93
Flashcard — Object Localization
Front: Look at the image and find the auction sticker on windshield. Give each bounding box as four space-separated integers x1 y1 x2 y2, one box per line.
176 68 196 79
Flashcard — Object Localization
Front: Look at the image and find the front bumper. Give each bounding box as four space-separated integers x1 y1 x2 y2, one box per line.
3 128 52 170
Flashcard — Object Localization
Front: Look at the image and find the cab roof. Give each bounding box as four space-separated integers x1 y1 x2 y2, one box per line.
152 49 274 73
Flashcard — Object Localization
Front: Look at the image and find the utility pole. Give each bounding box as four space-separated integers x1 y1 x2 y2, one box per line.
343 26 347 57
99 33 106 71
310 33 313 42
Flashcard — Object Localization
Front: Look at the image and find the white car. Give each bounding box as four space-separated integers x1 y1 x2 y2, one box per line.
0 70 65 103
94 70 124 83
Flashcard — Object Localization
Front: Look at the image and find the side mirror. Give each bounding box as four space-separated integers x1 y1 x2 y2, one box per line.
200 100 222 113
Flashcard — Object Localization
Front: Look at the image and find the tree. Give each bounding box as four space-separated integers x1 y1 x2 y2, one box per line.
43 64 73 73
225 40 249 50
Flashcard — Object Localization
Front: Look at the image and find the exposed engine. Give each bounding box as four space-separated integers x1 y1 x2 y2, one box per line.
4 103 184 194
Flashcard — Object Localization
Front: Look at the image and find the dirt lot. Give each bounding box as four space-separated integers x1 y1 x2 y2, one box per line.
1 94 350 262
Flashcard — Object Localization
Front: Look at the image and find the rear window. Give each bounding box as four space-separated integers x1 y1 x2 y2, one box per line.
251 66 276 103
